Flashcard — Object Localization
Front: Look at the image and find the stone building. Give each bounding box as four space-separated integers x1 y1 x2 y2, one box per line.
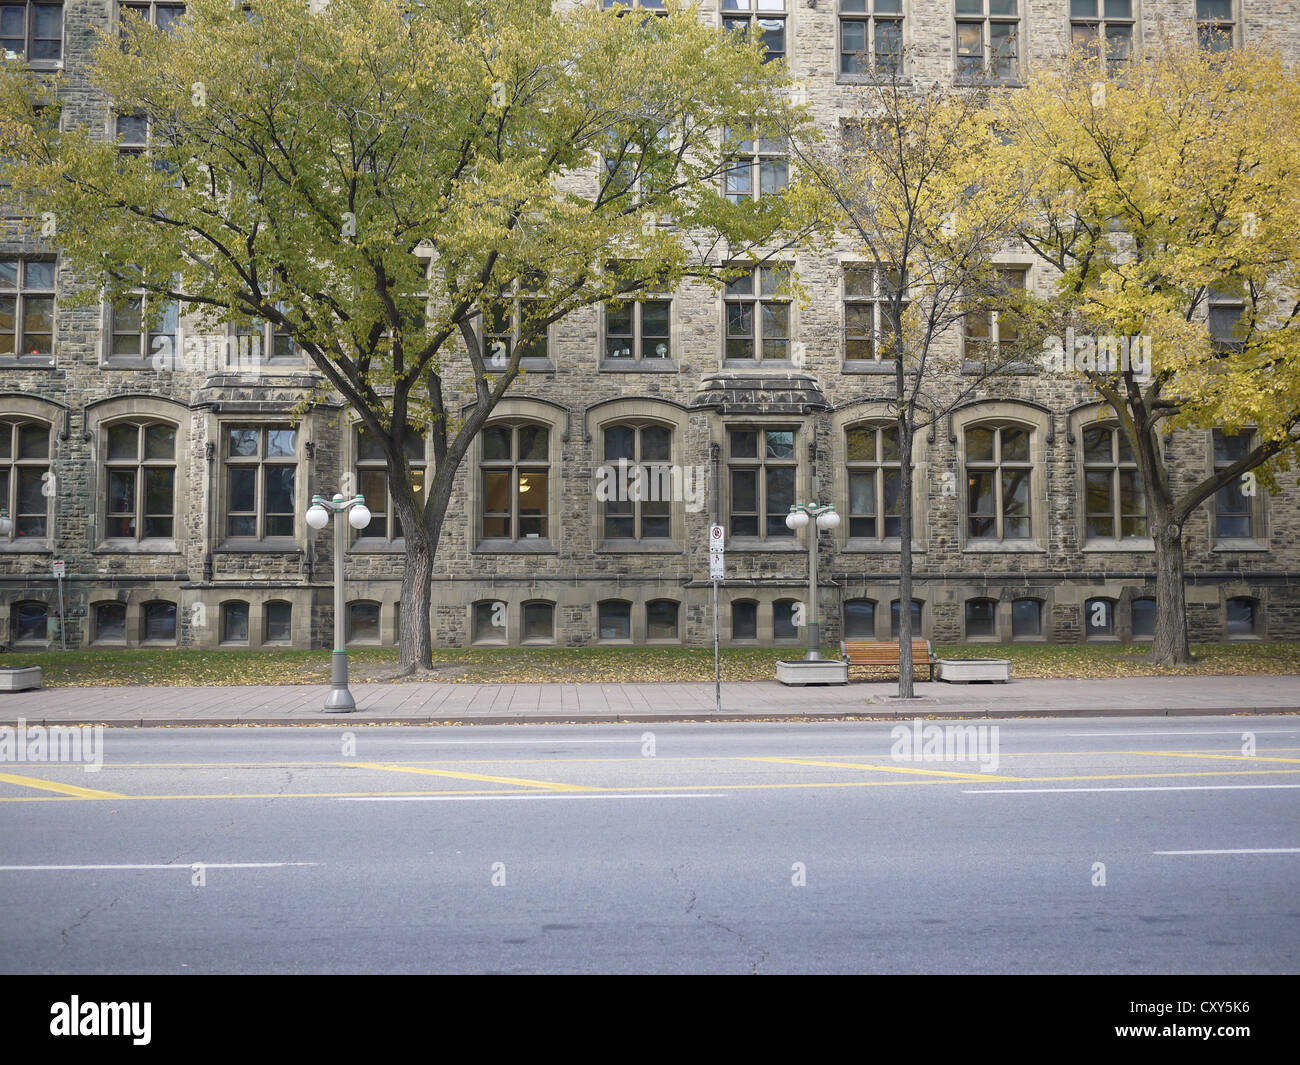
1 0 1297 652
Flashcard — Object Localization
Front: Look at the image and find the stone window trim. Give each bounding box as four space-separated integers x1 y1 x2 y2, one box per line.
90 599 128 646
117 0 185 34
722 127 789 205
829 402 929 554
1083 595 1119 641
1224 592 1262 639
345 599 382 646
1209 426 1268 551
729 596 760 642
597 416 682 551
7 597 50 646
140 598 178 645
841 261 907 370
954 0 1021 85
228 307 304 373
470 598 561 647
1080 420 1150 546
1012 596 1047 642
838 0 904 82
97 416 180 547
600 295 676 371
1069 0 1135 70
720 1 788 65
961 264 1030 372
1067 405 1155 552
521 598 556 645
0 410 53 550
722 421 802 549
101 289 182 368
0 256 56 366
219 598 251 645
0 1 63 68
218 421 301 548
470 398 564 554
478 277 554 374
953 402 1049 553
1195 0 1236 52
722 262 794 367
348 418 429 552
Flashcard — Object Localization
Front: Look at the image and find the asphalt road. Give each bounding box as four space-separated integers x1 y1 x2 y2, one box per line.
1 716 1297 974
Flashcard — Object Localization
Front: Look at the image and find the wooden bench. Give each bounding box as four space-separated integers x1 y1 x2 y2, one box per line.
841 639 937 681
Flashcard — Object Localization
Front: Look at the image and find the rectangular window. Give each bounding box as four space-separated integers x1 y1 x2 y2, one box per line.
119 1 185 32
1196 0 1234 51
104 421 176 540
1082 425 1146 539
722 1 787 63
724 265 790 364
480 422 550 542
840 0 902 76
964 267 1026 365
0 417 49 539
108 293 178 363
223 425 297 540
1207 283 1246 350
1212 429 1254 539
1070 0 1133 69
844 265 905 363
354 425 426 543
727 427 796 540
846 424 902 540
0 258 55 360
723 127 788 203
956 0 1019 82
483 276 549 366
0 2 62 63
604 298 671 364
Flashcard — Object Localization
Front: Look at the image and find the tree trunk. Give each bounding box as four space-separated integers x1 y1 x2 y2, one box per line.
397 530 435 673
897 409 915 698
1149 516 1192 667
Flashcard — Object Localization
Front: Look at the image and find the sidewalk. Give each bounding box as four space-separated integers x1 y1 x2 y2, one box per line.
2 674 1298 725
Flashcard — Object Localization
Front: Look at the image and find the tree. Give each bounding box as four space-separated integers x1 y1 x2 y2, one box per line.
1001 43 1300 665
0 0 814 670
786 73 1032 697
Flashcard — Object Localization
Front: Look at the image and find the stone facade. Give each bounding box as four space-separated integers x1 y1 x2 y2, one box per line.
2 0 1297 652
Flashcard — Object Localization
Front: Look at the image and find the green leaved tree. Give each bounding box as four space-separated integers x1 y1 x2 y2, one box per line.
0 0 814 670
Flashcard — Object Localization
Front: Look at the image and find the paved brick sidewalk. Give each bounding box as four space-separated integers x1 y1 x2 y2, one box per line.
1 674 1297 725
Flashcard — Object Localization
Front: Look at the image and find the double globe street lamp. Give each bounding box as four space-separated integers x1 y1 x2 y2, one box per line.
305 493 371 712
785 502 840 661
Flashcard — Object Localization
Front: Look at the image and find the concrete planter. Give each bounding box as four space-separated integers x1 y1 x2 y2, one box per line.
777 659 850 686
936 658 1010 684
0 666 41 692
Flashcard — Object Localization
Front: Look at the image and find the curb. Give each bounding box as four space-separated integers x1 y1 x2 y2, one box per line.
2 706 1298 727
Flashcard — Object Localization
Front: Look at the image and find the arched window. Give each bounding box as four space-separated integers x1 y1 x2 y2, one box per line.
103 420 177 540
600 422 672 541
265 601 292 644
221 601 249 644
731 599 758 641
1012 598 1043 639
1131 597 1156 639
347 601 381 644
965 598 997 638
522 600 554 643
472 599 507 644
773 598 800 641
598 599 631 641
141 600 176 643
843 598 875 639
1083 424 1145 540
0 417 51 540
92 601 127 644
846 424 901 540
890 599 923 638
646 599 679 640
966 423 1032 541
480 421 549 542
1085 597 1115 638
11 600 47 644
1226 596 1258 638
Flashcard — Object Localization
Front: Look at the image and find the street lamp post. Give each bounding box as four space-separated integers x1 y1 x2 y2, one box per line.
305 492 371 713
785 502 840 662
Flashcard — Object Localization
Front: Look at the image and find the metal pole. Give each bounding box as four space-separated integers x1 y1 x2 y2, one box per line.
57 574 65 652
713 577 721 713
805 514 821 661
325 499 356 713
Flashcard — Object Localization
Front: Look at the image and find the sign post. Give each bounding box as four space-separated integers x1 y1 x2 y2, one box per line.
709 524 724 713
52 559 66 651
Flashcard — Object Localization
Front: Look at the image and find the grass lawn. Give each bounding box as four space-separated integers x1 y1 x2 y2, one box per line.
1 641 1298 687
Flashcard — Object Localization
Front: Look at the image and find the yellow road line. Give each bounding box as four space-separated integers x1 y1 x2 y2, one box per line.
346 762 598 792
0 771 124 800
744 755 1021 783
1131 750 1300 764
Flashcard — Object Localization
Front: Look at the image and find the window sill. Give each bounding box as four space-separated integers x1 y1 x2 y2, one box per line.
962 540 1046 553
842 360 901 375
725 538 802 552
0 357 56 369
597 540 681 554
517 358 554 374
842 538 926 554
1082 539 1155 553
1211 539 1269 553
0 542 52 554
722 359 796 371
101 357 160 370
836 73 909 87
599 359 678 373
349 540 408 554
962 359 1037 375
954 76 1023 89
215 539 303 553
94 541 182 555
473 538 557 554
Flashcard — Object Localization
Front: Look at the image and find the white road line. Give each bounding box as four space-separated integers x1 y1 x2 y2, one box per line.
338 793 723 802
1154 848 1300 856
964 784 1300 794
395 739 643 745
0 862 319 871
1063 730 1296 737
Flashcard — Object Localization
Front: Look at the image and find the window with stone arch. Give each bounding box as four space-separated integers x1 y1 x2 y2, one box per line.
965 422 1032 541
1082 423 1146 541
0 416 51 541
846 422 902 540
480 420 550 543
600 420 673 542
102 419 177 541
